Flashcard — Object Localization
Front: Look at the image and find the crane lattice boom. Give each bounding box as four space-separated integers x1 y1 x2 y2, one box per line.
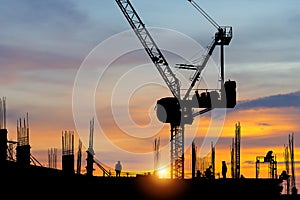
115 0 181 100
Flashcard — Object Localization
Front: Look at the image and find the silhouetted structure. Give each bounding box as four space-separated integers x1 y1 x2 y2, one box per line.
0 98 7 164
195 141 215 178
0 97 7 163
94 157 112 177
0 129 7 164
83 118 112 177
231 122 241 179
62 130 74 175
192 140 196 179
0 97 6 129
0 131 288 199
256 150 278 179
7 141 16 161
16 113 31 167
48 148 57 169
0 96 296 199
153 137 160 177
211 142 215 177
76 139 82 174
288 133 298 196
86 118 95 176
282 133 298 195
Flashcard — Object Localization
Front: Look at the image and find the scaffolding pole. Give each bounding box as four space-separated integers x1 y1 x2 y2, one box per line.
231 122 241 179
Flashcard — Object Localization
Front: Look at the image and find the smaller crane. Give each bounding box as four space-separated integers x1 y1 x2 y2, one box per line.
179 0 235 109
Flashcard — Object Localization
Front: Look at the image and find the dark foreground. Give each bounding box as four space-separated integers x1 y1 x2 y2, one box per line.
1 161 299 200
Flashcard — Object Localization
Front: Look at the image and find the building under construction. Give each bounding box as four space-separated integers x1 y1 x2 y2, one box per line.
0 97 298 199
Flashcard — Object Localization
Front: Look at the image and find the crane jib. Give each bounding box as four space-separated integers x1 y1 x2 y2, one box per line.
115 0 181 99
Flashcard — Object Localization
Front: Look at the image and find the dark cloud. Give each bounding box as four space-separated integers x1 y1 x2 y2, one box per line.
241 135 291 149
276 160 300 165
244 160 255 165
257 123 271 127
235 90 300 110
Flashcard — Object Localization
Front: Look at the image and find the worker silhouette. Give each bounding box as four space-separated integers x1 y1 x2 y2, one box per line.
205 165 213 179
115 160 122 177
279 170 289 181
221 161 227 179
196 170 201 178
265 150 274 162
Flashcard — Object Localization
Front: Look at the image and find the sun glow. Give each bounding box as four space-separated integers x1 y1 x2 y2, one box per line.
158 168 168 179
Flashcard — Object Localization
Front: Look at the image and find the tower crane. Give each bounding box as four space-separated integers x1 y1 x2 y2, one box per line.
115 0 236 179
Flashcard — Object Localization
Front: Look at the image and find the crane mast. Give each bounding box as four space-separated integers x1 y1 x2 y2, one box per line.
115 0 236 179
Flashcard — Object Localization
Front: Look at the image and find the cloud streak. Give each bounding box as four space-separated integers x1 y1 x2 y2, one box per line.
235 90 300 110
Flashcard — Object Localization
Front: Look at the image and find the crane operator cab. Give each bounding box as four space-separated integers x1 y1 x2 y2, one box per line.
215 26 232 46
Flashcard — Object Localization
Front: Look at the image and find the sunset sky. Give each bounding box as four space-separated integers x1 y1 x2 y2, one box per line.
0 0 299 190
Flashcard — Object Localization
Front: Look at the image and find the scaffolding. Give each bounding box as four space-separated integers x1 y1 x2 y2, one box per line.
282 133 298 195
7 141 17 161
62 130 74 174
289 133 297 195
94 157 112 177
17 113 30 146
16 113 31 166
256 150 277 179
196 141 215 178
0 97 6 129
62 130 74 156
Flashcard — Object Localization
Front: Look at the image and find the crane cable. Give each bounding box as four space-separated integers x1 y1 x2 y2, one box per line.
188 0 220 30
